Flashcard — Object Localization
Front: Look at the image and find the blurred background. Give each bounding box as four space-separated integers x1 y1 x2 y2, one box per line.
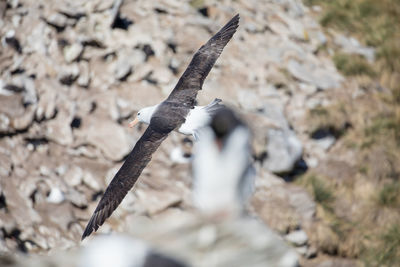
0 0 399 266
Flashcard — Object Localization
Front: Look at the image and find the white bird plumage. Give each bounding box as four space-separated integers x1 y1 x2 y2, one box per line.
135 99 223 140
192 124 255 217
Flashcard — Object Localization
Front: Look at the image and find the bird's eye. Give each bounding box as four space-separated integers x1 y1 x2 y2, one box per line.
138 112 141 116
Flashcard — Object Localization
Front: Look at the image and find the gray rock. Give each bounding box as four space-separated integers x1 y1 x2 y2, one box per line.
130 214 299 267
82 170 101 191
83 118 132 161
170 147 191 164
39 165 51 176
282 0 305 17
295 245 308 256
64 166 83 187
0 152 12 177
287 186 316 222
131 49 147 65
169 57 181 73
136 188 182 215
276 13 306 40
0 113 10 133
305 245 317 259
77 61 90 87
316 258 359 267
237 90 265 110
58 64 80 85
114 60 132 81
334 34 375 62
10 145 31 169
46 114 74 146
66 189 87 208
314 136 336 151
64 43 84 63
285 229 308 246
115 97 132 120
0 93 25 119
92 0 115 12
67 145 100 159
58 5 86 21
22 77 38 106
1 76 37 106
55 164 68 176
36 81 57 120
260 104 303 173
1 29 21 53
45 13 68 30
109 0 124 28
46 188 65 204
287 59 342 90
151 67 173 85
12 105 35 131
3 180 42 227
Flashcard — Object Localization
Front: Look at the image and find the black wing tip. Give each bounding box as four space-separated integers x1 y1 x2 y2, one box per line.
218 14 240 39
81 212 100 241
81 222 95 241
81 201 116 241
228 13 240 27
81 229 91 241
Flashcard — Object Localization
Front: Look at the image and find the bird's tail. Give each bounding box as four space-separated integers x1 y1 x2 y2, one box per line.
204 98 225 116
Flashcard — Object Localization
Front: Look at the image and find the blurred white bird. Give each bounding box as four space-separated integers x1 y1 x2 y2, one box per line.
80 234 187 267
192 108 255 218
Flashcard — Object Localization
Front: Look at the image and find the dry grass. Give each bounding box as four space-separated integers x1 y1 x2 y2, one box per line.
306 0 400 102
377 181 400 208
297 175 335 209
303 0 400 264
308 103 351 138
333 53 376 77
362 223 400 266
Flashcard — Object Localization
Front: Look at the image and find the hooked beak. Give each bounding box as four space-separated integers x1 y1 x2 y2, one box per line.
128 117 139 128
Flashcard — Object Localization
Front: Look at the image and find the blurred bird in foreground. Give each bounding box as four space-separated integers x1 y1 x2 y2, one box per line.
80 235 188 267
192 108 255 218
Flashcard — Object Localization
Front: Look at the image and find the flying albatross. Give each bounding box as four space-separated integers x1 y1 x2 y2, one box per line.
82 14 240 240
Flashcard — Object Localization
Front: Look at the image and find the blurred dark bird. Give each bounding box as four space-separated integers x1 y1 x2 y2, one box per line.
82 14 240 240
192 108 255 218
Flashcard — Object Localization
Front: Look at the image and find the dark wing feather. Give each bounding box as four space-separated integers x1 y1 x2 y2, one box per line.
167 14 239 108
81 126 169 240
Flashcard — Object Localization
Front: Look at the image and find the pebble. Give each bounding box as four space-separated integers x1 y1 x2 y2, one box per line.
64 166 83 187
58 64 80 85
114 60 132 81
285 229 309 246
82 171 101 191
64 43 84 63
46 188 65 204
45 13 68 30
77 61 90 87
170 147 191 164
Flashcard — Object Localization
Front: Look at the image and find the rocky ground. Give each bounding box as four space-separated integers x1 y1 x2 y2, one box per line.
1 0 395 266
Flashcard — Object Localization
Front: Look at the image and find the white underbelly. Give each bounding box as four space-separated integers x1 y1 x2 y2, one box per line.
178 106 211 136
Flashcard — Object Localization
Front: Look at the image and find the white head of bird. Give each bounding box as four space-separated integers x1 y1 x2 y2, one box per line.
129 105 158 128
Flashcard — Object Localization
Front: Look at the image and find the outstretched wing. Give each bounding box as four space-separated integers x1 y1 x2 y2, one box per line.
82 126 169 240
167 14 239 108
